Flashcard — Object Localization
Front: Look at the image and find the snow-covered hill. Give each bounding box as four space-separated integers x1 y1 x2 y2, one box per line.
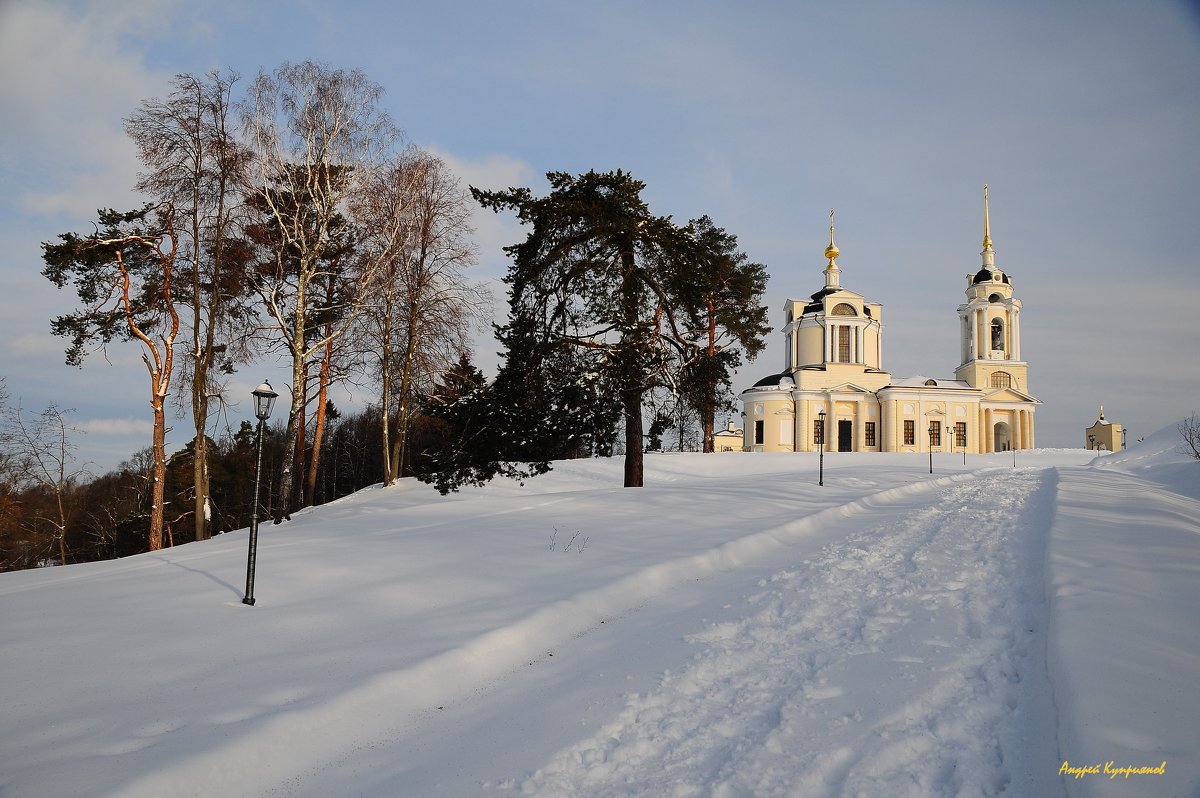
1 433 1196 797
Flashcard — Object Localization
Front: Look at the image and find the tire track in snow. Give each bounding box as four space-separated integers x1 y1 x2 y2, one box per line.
515 469 1061 798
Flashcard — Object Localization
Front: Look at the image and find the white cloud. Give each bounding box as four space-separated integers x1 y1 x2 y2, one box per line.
0 0 176 218
423 146 535 274
78 417 153 437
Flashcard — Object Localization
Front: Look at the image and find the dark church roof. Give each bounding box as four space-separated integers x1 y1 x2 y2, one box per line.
751 372 791 388
802 286 873 317
973 267 1010 285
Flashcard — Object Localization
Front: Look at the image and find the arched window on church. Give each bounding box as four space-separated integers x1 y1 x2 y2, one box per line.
990 371 1012 389
990 318 1005 351
831 303 856 316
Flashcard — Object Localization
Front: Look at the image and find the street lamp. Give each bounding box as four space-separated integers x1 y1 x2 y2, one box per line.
817 409 826 487
1088 433 1096 452
243 380 278 607
928 422 936 474
1121 427 1127 450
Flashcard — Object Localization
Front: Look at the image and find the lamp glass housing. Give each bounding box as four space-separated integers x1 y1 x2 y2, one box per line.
252 382 278 421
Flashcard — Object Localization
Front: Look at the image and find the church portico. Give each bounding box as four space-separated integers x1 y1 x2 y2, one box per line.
740 188 1040 455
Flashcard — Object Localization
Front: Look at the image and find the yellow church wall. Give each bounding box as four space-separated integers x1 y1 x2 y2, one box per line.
957 361 1029 394
790 395 883 453
863 326 882 370
796 323 824 368
1085 420 1121 451
743 393 795 452
792 364 892 392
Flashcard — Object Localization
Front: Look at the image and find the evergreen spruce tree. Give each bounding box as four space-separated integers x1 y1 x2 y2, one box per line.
471 170 693 487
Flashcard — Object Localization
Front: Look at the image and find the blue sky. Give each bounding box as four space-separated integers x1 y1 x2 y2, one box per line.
1 0 1198 471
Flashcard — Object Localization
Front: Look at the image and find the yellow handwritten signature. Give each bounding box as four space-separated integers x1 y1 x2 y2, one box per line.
1060 760 1166 780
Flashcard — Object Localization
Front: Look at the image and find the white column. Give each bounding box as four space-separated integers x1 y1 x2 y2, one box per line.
825 395 834 451
1013 309 1021 360
962 315 970 364
856 398 866 451
976 308 985 358
1007 309 1015 359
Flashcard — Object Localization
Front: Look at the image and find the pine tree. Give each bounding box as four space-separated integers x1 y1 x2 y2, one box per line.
42 204 181 551
674 216 770 452
472 170 693 487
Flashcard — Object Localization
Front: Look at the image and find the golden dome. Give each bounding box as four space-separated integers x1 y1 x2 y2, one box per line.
825 208 839 266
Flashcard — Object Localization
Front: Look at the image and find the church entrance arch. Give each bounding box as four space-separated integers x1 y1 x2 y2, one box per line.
838 420 853 452
994 421 1012 452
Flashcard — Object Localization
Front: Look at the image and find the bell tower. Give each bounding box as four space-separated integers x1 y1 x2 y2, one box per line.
954 185 1030 395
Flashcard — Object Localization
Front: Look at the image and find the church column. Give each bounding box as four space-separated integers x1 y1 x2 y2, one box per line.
1003 307 1012 357
976 308 986 359
984 407 993 453
882 400 893 451
825 394 835 451
825 322 833 363
1013 309 1021 360
856 398 866 451
962 315 971 364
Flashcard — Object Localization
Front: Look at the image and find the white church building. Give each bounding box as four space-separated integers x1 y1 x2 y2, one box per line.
740 188 1038 454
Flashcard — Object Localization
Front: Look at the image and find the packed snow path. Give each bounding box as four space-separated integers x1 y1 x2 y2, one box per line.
513 469 1060 797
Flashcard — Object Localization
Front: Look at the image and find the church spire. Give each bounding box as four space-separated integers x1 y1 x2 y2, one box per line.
824 208 841 288
982 183 993 252
981 184 996 269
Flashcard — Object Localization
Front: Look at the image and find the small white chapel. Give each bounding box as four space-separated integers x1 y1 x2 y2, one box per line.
739 187 1039 454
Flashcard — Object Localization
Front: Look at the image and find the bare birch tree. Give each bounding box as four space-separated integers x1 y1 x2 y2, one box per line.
0 402 90 565
125 69 251 541
241 61 398 522
354 151 489 484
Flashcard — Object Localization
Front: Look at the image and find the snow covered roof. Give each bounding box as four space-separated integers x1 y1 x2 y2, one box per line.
887 376 973 389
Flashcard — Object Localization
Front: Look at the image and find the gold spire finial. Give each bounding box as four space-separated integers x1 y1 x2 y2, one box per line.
982 184 993 252
824 207 840 267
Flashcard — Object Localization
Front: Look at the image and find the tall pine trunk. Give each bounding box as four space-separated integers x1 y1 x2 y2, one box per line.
621 246 643 487
150 392 168 550
701 302 717 453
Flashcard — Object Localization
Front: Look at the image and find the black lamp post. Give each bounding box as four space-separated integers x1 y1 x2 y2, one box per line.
1121 427 1127 450
243 381 278 607
817 409 826 487
1088 433 1096 452
928 422 935 474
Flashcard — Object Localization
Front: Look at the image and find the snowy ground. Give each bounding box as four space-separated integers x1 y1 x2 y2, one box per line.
1 427 1197 797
